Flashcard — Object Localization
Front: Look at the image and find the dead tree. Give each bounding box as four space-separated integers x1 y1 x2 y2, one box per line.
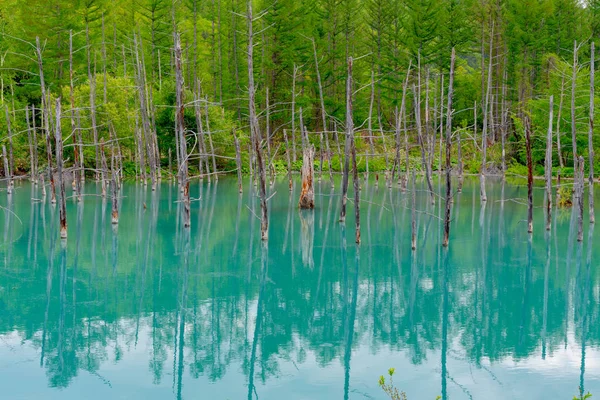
175 33 190 228
413 83 435 204
86 26 101 181
442 49 455 247
233 128 243 193
312 38 334 187
299 145 315 209
35 37 55 203
340 57 353 222
525 116 533 233
351 121 361 244
5 106 14 179
283 128 293 190
2 145 11 195
69 30 81 197
546 95 554 231
291 64 298 162
457 130 464 192
577 156 584 242
111 150 119 225
248 0 268 240
557 75 566 168
411 170 417 250
589 42 595 224
571 40 579 166
26 106 36 183
55 99 67 239
481 31 493 203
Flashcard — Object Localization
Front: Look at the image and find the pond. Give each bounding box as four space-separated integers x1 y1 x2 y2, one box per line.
0 176 598 400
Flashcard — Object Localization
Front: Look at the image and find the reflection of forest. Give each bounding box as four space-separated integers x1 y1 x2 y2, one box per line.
0 178 598 395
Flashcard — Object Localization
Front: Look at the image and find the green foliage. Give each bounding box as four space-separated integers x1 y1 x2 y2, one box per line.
557 185 574 208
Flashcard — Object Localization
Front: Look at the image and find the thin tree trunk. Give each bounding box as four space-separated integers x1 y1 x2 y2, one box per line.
2 145 11 195
577 156 584 242
5 106 14 180
442 48 455 247
26 106 36 183
111 149 119 224
411 170 416 250
481 30 493 203
557 75 565 168
413 84 435 204
589 42 595 224
283 129 292 190
55 99 67 239
205 99 218 179
247 0 268 240
175 33 190 228
340 57 353 222
501 65 508 174
525 116 533 233
233 128 243 193
291 64 298 162
572 40 578 166
546 95 554 231
299 145 315 209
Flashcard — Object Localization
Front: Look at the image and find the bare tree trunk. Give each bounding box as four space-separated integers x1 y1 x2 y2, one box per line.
69 30 81 199
299 145 315 209
26 106 36 183
501 66 508 175
247 0 268 240
2 145 11 195
175 33 190 228
111 147 119 225
557 75 565 168
34 37 53 201
442 48 455 247
291 64 298 162
340 57 353 222
205 99 218 179
481 31 493 203
411 170 416 250
525 116 533 233
351 122 361 244
367 70 375 178
283 129 292 190
55 99 67 239
577 156 584 242
589 42 595 224
4 106 14 180
233 128 243 193
546 95 554 231
312 38 333 187
413 84 435 204
457 130 463 192
572 40 579 166
86 26 100 181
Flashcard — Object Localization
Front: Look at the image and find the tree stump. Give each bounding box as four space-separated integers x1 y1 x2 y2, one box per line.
299 145 315 209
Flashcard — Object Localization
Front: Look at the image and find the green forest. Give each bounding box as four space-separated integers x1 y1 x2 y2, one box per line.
0 0 599 180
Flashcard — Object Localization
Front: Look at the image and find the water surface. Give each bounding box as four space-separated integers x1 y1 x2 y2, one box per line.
0 176 598 400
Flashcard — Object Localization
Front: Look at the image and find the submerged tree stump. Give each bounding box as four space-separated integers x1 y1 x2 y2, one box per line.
299 145 315 209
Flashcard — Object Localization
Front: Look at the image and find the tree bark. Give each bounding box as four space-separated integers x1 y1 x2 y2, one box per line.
546 95 554 231
247 0 268 240
299 145 315 209
175 33 190 228
443 48 455 247
525 115 534 233
340 57 353 222
55 99 67 239
589 42 595 224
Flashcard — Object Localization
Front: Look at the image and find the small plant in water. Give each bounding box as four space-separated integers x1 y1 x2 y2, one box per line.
379 368 407 400
557 185 573 208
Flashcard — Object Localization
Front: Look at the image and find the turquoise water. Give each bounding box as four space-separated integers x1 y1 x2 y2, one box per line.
0 176 598 400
